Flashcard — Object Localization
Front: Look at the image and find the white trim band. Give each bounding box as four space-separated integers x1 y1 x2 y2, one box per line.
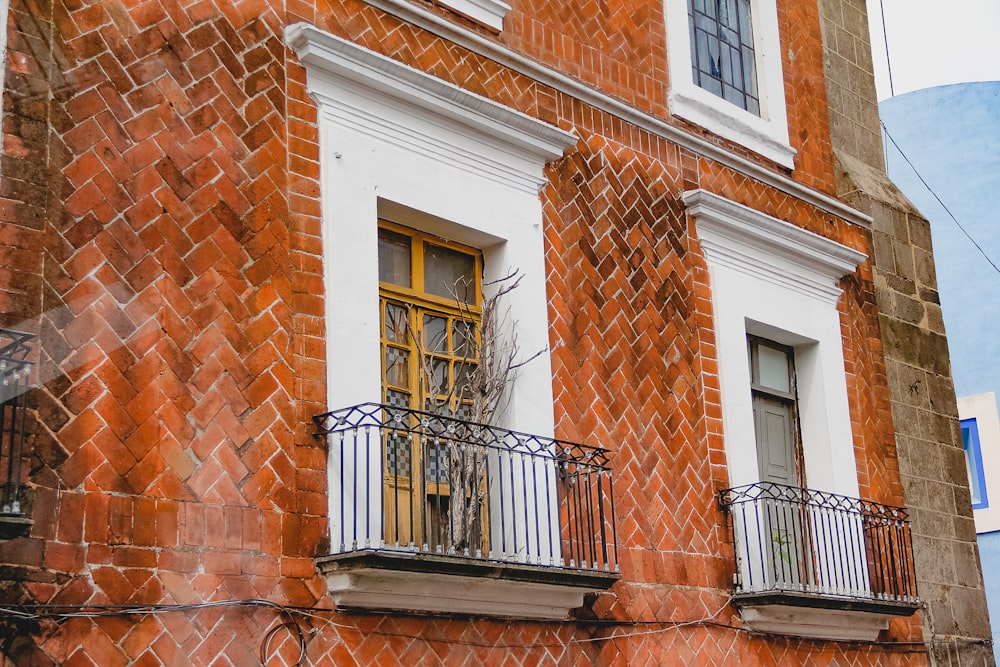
684 189 866 304
361 0 872 228
440 0 511 31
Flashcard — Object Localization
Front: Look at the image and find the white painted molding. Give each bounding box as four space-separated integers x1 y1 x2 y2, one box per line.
291 20 572 561
668 89 795 170
439 0 510 31
285 22 577 179
324 568 598 619
689 188 864 500
361 0 872 228
738 604 891 641
684 189 866 303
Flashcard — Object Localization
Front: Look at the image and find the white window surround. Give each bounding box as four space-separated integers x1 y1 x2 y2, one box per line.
437 0 511 32
687 189 896 640
664 0 795 169
286 22 577 431
287 23 600 618
686 188 865 496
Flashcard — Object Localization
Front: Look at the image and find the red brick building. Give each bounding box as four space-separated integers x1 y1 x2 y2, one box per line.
0 0 991 664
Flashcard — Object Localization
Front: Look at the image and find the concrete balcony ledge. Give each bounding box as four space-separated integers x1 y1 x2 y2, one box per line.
317 548 619 619
734 591 921 641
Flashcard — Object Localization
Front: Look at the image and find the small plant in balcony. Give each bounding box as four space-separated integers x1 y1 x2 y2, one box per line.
771 528 792 564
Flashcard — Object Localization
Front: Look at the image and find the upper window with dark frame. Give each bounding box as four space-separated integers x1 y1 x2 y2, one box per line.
749 336 801 487
688 0 760 115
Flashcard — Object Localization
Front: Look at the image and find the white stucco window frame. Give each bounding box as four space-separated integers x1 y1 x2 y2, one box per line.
687 189 896 640
286 21 575 435
664 0 795 169
287 23 615 619
437 0 511 31
687 188 865 494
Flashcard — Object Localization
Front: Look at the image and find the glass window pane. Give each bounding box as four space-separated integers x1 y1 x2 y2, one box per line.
963 420 986 507
721 0 734 27
426 440 449 483
427 357 448 396
757 344 791 393
454 361 477 398
384 347 410 388
384 390 412 476
453 321 477 358
687 0 758 115
738 0 753 46
424 242 476 302
743 46 758 93
384 303 409 343
453 402 473 422
423 315 448 353
379 229 411 287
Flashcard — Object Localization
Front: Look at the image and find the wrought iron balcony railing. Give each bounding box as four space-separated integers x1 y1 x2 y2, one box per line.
313 403 619 574
720 482 919 607
0 330 33 516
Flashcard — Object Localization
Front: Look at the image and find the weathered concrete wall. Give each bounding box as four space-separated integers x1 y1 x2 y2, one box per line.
819 0 995 663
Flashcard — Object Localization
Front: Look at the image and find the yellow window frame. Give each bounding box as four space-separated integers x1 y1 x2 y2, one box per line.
377 221 488 550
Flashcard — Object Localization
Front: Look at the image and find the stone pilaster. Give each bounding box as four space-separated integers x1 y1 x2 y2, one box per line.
819 1 995 662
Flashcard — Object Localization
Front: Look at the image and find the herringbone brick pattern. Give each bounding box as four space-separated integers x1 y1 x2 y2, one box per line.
545 132 722 566
781 0 837 189
0 0 327 663
505 0 668 116
0 0 921 664
0 3 52 333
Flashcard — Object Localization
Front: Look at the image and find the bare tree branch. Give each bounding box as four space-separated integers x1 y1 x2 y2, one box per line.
397 269 543 553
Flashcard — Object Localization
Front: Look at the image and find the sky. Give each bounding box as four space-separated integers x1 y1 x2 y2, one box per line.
868 0 1000 100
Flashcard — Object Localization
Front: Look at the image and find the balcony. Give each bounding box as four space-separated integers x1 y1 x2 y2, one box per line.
720 482 920 641
0 330 33 529
312 403 619 619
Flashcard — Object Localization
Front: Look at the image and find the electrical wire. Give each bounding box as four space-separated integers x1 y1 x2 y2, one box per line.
0 597 991 655
0 597 739 650
881 121 1000 277
878 0 895 97
260 612 307 667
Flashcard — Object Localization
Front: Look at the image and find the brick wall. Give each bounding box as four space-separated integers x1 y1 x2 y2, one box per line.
0 0 933 664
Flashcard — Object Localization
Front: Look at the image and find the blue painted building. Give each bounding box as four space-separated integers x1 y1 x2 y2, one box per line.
881 81 1000 646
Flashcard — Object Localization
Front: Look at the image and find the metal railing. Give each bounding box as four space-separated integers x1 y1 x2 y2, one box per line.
314 403 618 573
0 330 33 515
720 482 918 604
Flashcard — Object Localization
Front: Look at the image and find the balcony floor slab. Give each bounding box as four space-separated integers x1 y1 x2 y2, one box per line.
317 548 619 619
734 591 920 641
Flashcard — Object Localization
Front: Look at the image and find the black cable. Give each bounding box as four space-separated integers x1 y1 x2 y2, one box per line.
879 0 895 97
1 599 992 653
881 120 1000 277
260 613 307 666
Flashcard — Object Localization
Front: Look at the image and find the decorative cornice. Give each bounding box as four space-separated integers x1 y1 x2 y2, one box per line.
285 23 578 192
685 189 867 303
361 0 873 228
